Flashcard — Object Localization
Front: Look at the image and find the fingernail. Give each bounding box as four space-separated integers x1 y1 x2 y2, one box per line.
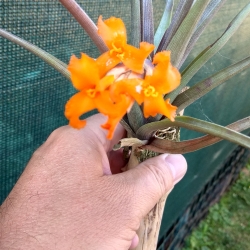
165 154 187 184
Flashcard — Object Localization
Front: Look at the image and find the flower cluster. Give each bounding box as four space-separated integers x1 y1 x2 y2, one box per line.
65 16 181 139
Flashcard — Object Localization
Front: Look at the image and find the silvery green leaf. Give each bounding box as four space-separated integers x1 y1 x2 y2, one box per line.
180 0 227 67
156 0 194 53
140 0 154 49
166 0 211 67
136 116 250 149
0 29 70 80
173 55 250 112
59 0 108 53
127 103 145 132
130 0 141 47
141 117 250 154
166 2 250 102
154 0 174 50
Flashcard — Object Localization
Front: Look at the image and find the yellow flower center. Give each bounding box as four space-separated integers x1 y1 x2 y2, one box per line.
110 42 125 60
144 86 159 97
86 88 96 98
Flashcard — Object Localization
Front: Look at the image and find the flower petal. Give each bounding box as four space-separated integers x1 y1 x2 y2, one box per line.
101 116 122 139
68 53 100 91
97 16 127 49
96 75 115 92
110 79 144 104
95 91 133 139
148 60 181 94
65 92 96 129
95 90 132 116
152 51 171 64
96 51 121 78
122 42 155 74
143 96 177 121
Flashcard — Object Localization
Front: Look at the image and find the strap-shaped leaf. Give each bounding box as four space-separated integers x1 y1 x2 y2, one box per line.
179 0 227 67
140 0 154 48
141 116 250 154
173 55 250 112
127 103 145 132
136 116 250 149
166 2 250 102
131 0 141 48
166 0 210 67
156 0 194 53
59 0 108 53
0 28 70 80
154 0 174 50
120 117 136 138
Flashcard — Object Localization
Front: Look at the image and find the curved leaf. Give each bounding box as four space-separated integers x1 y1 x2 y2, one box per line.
166 2 250 102
154 0 174 50
141 117 250 154
157 0 194 53
127 102 145 132
0 29 70 80
136 116 250 149
130 0 141 47
140 0 154 55
166 0 210 67
173 55 250 112
59 0 108 53
120 117 136 138
180 0 227 67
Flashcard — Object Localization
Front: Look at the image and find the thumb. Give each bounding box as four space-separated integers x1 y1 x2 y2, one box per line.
122 154 187 218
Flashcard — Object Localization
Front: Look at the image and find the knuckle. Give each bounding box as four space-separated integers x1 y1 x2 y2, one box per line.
33 126 70 156
48 126 68 140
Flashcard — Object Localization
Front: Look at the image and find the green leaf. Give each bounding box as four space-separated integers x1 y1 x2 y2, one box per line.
120 117 136 138
59 0 108 53
180 0 227 67
173 55 250 112
141 117 250 154
0 28 70 80
156 0 194 53
136 116 250 149
140 0 154 51
127 102 145 132
130 0 141 47
166 0 210 67
154 0 174 50
166 2 250 102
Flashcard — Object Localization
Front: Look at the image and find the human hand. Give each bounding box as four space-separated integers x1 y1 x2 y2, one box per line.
0 114 187 250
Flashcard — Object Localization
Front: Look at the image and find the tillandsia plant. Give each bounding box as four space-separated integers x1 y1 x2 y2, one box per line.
1 0 250 249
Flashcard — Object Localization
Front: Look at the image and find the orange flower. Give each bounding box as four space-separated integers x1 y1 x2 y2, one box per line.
97 16 154 74
142 51 181 121
65 53 112 128
65 53 134 138
97 91 133 139
65 16 182 139
110 51 181 121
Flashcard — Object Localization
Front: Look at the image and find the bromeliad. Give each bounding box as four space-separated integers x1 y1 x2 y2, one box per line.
65 16 181 138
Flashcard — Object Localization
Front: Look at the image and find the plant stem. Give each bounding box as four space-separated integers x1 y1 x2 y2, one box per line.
127 130 179 249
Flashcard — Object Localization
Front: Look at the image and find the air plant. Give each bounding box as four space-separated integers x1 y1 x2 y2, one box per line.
1 0 250 249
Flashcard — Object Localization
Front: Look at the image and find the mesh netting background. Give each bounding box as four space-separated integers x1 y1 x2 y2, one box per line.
1 0 250 247
0 0 169 202
0 0 132 202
